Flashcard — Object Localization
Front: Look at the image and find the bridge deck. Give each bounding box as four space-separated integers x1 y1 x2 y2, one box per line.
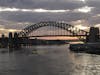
28 35 87 37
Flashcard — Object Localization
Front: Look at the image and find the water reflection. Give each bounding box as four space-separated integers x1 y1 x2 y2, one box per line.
0 45 100 75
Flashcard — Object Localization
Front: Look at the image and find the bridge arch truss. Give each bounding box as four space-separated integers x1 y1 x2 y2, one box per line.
18 21 89 40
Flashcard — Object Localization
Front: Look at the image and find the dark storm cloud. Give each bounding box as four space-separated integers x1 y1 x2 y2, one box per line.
0 0 85 10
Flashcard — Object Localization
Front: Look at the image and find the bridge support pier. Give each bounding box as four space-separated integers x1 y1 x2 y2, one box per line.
1 34 7 48
86 27 99 43
8 32 13 51
13 32 21 50
8 32 21 51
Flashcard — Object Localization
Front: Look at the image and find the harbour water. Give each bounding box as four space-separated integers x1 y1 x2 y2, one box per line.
0 44 100 75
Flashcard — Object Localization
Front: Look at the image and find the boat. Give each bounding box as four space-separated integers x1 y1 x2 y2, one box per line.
69 43 100 54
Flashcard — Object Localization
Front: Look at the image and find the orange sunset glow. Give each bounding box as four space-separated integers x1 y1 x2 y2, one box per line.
31 36 79 40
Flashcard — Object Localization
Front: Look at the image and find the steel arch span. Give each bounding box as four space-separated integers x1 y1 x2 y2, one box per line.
18 21 88 38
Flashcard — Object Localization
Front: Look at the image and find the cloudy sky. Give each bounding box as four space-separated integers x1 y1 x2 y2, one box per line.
0 0 100 36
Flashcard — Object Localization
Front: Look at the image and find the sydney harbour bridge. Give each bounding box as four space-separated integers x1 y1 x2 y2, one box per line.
18 21 88 38
0 21 99 49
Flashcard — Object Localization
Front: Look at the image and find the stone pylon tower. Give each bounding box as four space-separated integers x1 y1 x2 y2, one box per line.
13 32 20 49
8 32 13 49
1 34 7 48
86 27 99 42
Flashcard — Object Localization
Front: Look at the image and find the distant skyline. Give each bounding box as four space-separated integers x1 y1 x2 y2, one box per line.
0 0 100 36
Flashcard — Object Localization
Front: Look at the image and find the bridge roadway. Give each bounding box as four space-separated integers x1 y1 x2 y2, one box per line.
27 35 87 37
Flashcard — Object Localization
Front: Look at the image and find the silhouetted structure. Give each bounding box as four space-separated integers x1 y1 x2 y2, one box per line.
86 27 99 42
18 21 88 41
0 34 8 48
13 32 21 49
8 32 13 51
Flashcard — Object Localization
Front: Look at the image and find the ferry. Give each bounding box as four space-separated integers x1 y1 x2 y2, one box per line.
69 43 100 54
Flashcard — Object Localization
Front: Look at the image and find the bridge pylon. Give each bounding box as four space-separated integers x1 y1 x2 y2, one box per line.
13 32 21 49
1 34 7 48
86 27 99 43
8 32 13 51
8 32 21 50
